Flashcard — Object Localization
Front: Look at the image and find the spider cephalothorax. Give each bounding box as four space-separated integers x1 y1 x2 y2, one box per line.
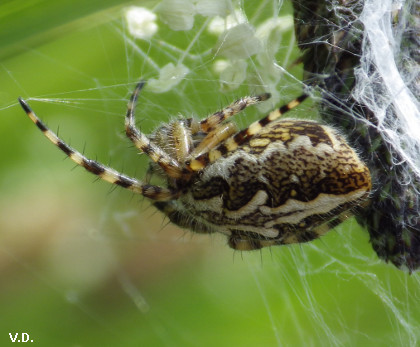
19 82 371 250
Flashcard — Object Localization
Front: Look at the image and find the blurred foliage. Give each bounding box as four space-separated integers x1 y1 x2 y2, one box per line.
0 1 419 346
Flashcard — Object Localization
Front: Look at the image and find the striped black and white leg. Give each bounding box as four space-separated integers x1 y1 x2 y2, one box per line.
124 81 184 179
187 94 309 171
18 97 179 201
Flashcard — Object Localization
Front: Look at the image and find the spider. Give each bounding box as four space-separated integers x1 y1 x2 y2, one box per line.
19 82 371 250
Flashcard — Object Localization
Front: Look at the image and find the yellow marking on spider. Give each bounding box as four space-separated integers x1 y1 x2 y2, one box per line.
26 110 38 124
267 109 281 121
282 132 292 141
45 132 59 145
224 137 239 151
69 153 84 166
249 138 271 148
209 149 222 162
189 159 205 171
247 122 263 136
100 170 118 184
288 99 301 109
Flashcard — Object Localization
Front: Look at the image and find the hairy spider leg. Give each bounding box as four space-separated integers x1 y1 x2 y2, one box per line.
187 94 309 171
18 98 179 201
125 81 184 179
189 93 272 159
189 122 238 159
199 93 272 133
169 119 194 163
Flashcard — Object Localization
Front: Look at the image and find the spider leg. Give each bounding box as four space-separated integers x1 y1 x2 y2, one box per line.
199 93 271 133
170 119 193 163
18 98 179 201
187 94 309 171
187 93 272 159
125 81 184 179
189 122 238 158
228 234 277 250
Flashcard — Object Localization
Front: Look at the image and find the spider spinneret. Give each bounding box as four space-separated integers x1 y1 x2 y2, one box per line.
19 81 371 250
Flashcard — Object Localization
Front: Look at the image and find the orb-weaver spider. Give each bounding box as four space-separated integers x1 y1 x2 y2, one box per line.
19 82 371 250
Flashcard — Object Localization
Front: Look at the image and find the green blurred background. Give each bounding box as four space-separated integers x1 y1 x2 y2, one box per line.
1 1 419 346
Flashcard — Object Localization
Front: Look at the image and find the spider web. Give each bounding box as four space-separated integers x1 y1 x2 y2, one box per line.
0 0 419 346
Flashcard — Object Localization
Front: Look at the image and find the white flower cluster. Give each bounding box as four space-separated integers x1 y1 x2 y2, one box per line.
125 1 293 99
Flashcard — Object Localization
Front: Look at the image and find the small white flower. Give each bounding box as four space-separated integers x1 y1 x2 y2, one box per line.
256 16 293 56
208 9 247 35
148 63 190 93
195 0 232 18
213 23 262 60
214 59 247 92
125 7 158 39
156 0 196 31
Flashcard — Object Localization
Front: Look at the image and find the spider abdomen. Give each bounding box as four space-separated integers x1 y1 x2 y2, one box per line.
177 119 371 250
